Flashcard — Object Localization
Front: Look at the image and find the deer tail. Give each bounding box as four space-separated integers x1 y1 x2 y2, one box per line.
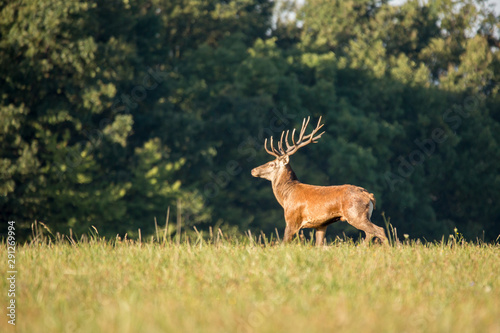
364 191 376 209
357 187 376 210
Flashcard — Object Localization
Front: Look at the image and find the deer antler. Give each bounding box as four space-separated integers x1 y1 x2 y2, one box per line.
264 116 325 158
264 136 281 158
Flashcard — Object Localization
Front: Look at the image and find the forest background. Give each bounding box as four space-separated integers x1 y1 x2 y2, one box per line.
1 0 499 241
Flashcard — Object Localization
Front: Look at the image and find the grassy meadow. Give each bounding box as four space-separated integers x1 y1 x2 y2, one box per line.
2 229 500 333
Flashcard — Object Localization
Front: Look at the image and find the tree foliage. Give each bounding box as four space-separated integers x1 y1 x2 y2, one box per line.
1 0 499 241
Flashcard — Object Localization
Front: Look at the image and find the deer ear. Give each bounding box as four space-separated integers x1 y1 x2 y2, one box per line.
281 155 290 165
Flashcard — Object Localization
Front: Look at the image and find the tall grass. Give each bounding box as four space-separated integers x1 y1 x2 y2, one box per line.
2 223 500 333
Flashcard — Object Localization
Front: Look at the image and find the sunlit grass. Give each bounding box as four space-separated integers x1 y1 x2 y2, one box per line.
2 226 500 333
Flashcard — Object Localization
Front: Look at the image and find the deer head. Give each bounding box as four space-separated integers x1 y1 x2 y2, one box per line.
251 116 325 182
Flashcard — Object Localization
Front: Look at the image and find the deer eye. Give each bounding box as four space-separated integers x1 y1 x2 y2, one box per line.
269 162 276 167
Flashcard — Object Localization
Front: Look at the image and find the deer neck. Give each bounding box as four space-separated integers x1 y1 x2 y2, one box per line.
271 164 299 207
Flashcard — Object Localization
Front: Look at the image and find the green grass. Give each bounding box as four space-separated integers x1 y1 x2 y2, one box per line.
2 231 500 333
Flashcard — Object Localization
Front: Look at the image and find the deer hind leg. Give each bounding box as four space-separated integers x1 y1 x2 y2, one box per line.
366 201 388 244
345 202 388 244
359 219 388 244
372 224 388 244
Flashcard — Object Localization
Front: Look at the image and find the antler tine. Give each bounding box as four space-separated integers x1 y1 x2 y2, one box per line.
314 130 325 140
278 131 286 154
284 116 325 156
264 137 272 156
312 118 325 141
264 137 280 158
291 128 297 146
316 116 323 131
284 130 292 151
302 116 324 141
272 136 283 156
298 116 310 142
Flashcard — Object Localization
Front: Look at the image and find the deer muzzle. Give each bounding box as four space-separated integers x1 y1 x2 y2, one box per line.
251 168 259 177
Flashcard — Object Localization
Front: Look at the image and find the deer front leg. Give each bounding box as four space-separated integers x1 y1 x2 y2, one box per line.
283 224 300 243
315 226 327 246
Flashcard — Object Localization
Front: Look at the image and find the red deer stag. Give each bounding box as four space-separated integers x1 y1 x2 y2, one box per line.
251 116 388 246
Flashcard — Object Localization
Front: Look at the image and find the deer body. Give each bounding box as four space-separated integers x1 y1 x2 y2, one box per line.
251 117 388 246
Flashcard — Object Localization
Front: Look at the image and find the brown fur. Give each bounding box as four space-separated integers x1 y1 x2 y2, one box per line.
252 156 388 246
